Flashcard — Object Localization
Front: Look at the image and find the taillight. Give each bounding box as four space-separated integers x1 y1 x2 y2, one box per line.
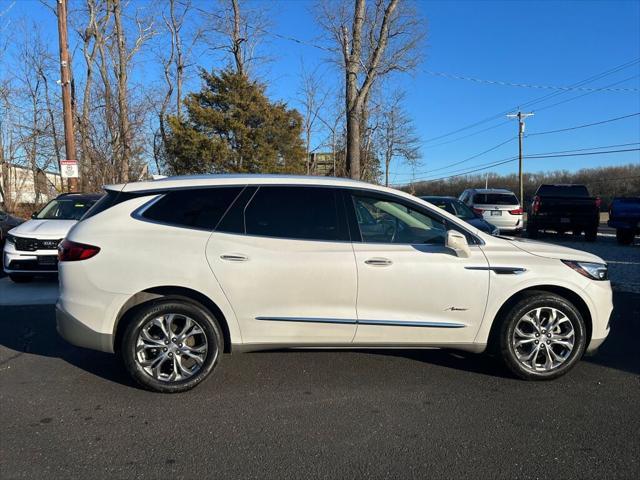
509 208 523 215
473 208 484 215
58 239 100 262
532 195 541 214
595 197 602 209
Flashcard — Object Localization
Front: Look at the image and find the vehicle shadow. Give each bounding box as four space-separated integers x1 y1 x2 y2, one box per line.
1 292 637 387
0 304 137 389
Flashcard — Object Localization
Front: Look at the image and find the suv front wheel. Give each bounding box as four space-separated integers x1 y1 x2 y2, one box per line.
121 299 223 393
498 292 586 380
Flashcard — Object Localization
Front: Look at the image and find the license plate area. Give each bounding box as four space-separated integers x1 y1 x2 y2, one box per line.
37 255 58 266
491 210 502 216
560 217 570 224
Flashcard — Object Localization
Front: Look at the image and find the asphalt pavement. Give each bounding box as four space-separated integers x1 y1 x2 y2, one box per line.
1 233 639 479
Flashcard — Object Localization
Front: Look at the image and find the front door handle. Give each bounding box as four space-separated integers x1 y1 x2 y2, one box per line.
364 257 393 266
220 254 249 262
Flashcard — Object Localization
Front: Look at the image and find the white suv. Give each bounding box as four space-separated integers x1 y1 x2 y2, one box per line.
3 193 101 282
459 188 523 233
56 175 611 392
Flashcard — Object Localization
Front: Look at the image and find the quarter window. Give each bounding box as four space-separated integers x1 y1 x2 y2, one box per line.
352 195 448 245
244 186 346 241
141 187 243 230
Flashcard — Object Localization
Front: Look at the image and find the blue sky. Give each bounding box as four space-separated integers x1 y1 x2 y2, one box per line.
5 0 640 184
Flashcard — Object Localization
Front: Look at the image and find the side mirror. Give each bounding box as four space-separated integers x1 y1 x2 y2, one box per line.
31 212 38 219
446 230 471 258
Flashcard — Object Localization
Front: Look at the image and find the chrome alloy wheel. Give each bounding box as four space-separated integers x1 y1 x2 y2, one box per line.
135 314 209 382
511 307 575 373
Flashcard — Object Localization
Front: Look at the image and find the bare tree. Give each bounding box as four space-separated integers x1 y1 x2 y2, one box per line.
205 0 270 76
375 90 420 186
111 0 154 183
297 62 330 174
316 0 425 179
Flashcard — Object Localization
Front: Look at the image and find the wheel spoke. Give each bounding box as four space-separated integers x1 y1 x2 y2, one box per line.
135 313 209 383
512 306 576 373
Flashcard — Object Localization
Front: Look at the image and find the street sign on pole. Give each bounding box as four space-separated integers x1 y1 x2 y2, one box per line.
60 159 79 179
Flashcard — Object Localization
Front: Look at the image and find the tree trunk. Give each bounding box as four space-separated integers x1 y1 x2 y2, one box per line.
113 0 130 183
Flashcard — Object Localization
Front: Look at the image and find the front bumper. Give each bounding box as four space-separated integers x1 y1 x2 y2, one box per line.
3 242 59 274
56 303 114 352
583 281 613 354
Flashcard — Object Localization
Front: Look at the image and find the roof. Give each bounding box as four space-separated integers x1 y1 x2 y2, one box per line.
108 174 376 193
420 195 457 200
470 188 515 194
56 192 103 200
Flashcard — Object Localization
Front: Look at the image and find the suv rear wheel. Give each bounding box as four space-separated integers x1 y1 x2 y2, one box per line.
121 299 223 393
498 292 586 380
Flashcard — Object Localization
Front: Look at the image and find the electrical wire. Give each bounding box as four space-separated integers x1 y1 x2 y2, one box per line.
527 112 640 136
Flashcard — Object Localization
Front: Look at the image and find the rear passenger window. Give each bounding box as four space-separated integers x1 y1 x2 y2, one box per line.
244 186 347 241
141 187 242 230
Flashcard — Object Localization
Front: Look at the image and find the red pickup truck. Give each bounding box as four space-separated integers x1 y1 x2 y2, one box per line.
526 184 601 241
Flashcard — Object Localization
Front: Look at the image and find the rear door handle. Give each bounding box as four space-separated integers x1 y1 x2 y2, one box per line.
220 254 249 262
364 257 393 266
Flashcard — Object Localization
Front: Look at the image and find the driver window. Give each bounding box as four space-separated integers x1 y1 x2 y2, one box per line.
352 195 447 245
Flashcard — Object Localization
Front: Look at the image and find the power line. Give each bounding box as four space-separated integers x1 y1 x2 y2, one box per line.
400 146 640 184
532 75 640 114
527 112 640 136
413 136 516 174
424 70 640 92
421 58 640 145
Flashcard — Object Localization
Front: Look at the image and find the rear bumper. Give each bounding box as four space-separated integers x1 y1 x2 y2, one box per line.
608 219 639 231
56 303 114 352
529 215 599 230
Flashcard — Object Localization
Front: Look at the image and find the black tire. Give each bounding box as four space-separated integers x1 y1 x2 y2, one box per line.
616 229 634 245
498 291 586 380
585 227 598 242
120 298 223 393
9 274 32 283
572 229 582 238
526 223 538 239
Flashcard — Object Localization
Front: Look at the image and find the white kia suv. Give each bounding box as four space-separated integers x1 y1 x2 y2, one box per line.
56 175 611 392
459 188 524 233
3 193 101 282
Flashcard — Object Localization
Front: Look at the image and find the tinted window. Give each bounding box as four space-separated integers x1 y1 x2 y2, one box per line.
536 185 590 197
142 187 242 230
353 194 448 245
244 186 345 241
472 193 519 205
82 190 142 220
424 197 476 220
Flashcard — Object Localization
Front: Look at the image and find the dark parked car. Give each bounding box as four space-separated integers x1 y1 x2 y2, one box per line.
527 184 600 241
608 197 640 245
421 196 499 235
0 209 24 245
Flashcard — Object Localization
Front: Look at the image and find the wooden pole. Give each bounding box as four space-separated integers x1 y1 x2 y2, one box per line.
56 0 78 192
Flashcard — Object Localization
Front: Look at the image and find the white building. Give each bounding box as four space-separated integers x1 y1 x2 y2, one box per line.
0 163 62 206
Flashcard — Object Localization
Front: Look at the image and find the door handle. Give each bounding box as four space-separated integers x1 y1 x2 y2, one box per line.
364 257 393 266
220 254 249 262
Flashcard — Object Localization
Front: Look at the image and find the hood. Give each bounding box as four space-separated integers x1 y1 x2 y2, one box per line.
505 236 605 263
9 219 77 238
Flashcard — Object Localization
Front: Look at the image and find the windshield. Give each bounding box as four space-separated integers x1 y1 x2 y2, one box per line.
473 193 519 205
425 198 476 220
35 198 97 220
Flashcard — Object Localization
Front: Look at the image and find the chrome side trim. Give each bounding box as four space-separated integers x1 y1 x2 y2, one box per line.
255 317 357 325
465 266 527 275
255 317 465 328
358 319 466 328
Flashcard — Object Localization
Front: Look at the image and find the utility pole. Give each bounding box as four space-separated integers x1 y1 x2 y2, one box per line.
56 0 78 193
507 111 534 207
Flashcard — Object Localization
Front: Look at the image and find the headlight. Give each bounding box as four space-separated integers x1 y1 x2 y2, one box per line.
562 260 608 281
5 233 15 245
